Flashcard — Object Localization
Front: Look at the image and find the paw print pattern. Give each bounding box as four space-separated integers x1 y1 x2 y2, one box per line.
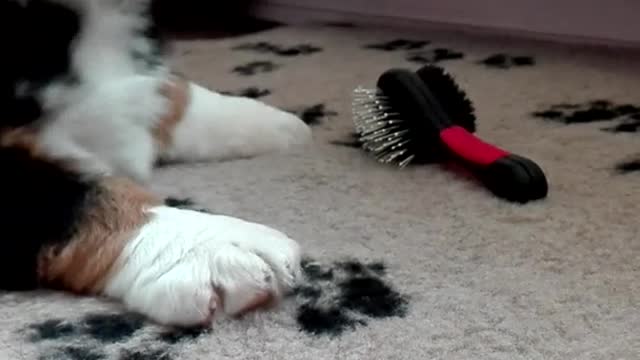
532 100 640 129
28 313 146 343
617 159 640 173
479 53 535 68
330 133 361 148
364 39 464 65
364 39 430 51
232 42 322 57
294 258 408 336
220 87 271 99
22 258 406 359
26 312 209 360
533 100 640 173
406 48 465 64
323 22 357 28
163 197 212 213
232 61 280 76
287 104 338 126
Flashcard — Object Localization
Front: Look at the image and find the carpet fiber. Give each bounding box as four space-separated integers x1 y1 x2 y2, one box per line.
1 24 639 360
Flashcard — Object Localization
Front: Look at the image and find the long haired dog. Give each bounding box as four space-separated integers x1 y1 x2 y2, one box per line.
0 0 307 327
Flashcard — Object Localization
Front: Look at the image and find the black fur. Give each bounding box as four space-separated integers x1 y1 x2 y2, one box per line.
0 0 167 127
0 144 95 290
0 0 80 126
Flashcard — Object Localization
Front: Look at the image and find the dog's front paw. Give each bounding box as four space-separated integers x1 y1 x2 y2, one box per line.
103 207 302 327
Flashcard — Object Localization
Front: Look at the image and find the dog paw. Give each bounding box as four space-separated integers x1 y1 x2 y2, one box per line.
160 83 312 163
103 207 302 327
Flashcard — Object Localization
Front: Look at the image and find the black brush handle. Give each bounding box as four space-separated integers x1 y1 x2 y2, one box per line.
478 154 549 203
438 125 548 203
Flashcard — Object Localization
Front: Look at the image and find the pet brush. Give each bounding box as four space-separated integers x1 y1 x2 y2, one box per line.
352 64 548 203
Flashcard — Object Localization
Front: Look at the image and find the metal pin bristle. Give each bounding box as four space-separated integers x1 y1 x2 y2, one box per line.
351 86 416 168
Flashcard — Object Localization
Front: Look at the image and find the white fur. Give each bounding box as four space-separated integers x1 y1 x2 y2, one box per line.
36 0 312 183
39 75 168 181
161 83 312 163
103 206 302 327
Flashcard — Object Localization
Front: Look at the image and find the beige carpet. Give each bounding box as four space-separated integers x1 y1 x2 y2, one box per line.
1 24 639 360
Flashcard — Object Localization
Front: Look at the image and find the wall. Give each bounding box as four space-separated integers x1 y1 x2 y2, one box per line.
252 0 640 47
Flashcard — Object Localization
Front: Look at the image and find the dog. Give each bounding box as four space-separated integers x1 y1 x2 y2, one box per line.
0 0 309 327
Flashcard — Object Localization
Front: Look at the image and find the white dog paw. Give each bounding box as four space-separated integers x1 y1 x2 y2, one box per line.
103 207 302 327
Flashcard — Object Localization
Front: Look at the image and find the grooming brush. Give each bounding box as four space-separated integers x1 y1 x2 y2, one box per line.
352 64 548 203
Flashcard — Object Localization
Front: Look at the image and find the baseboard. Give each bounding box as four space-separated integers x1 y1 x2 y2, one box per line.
251 2 640 50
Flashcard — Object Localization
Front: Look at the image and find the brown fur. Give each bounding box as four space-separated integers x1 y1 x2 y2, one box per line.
38 177 161 294
0 128 160 294
153 74 191 150
0 127 41 156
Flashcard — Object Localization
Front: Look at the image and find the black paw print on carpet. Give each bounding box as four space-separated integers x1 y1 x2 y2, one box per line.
617 160 640 173
164 197 212 213
287 104 338 126
405 48 465 64
220 87 271 99
364 39 430 51
330 132 361 149
532 100 640 128
363 39 463 65
26 312 207 360
479 53 535 69
533 100 640 173
323 21 357 28
232 42 322 57
294 258 409 336
21 258 408 359
232 61 280 76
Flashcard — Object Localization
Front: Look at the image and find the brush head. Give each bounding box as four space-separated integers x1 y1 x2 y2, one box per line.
352 65 476 167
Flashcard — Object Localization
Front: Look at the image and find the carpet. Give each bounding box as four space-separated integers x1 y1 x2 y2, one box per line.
1 23 639 360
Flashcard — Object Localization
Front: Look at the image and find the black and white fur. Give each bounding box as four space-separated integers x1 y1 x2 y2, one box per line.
2 0 311 182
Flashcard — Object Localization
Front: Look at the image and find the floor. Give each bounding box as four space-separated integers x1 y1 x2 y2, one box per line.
1 21 639 360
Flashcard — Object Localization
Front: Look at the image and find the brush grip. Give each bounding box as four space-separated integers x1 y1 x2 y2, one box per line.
439 126 509 165
439 126 548 203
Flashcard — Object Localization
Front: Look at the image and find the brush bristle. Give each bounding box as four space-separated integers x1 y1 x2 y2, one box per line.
416 66 476 133
352 66 476 168
352 87 415 168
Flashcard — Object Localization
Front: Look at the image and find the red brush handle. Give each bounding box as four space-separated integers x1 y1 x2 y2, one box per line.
439 126 509 166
